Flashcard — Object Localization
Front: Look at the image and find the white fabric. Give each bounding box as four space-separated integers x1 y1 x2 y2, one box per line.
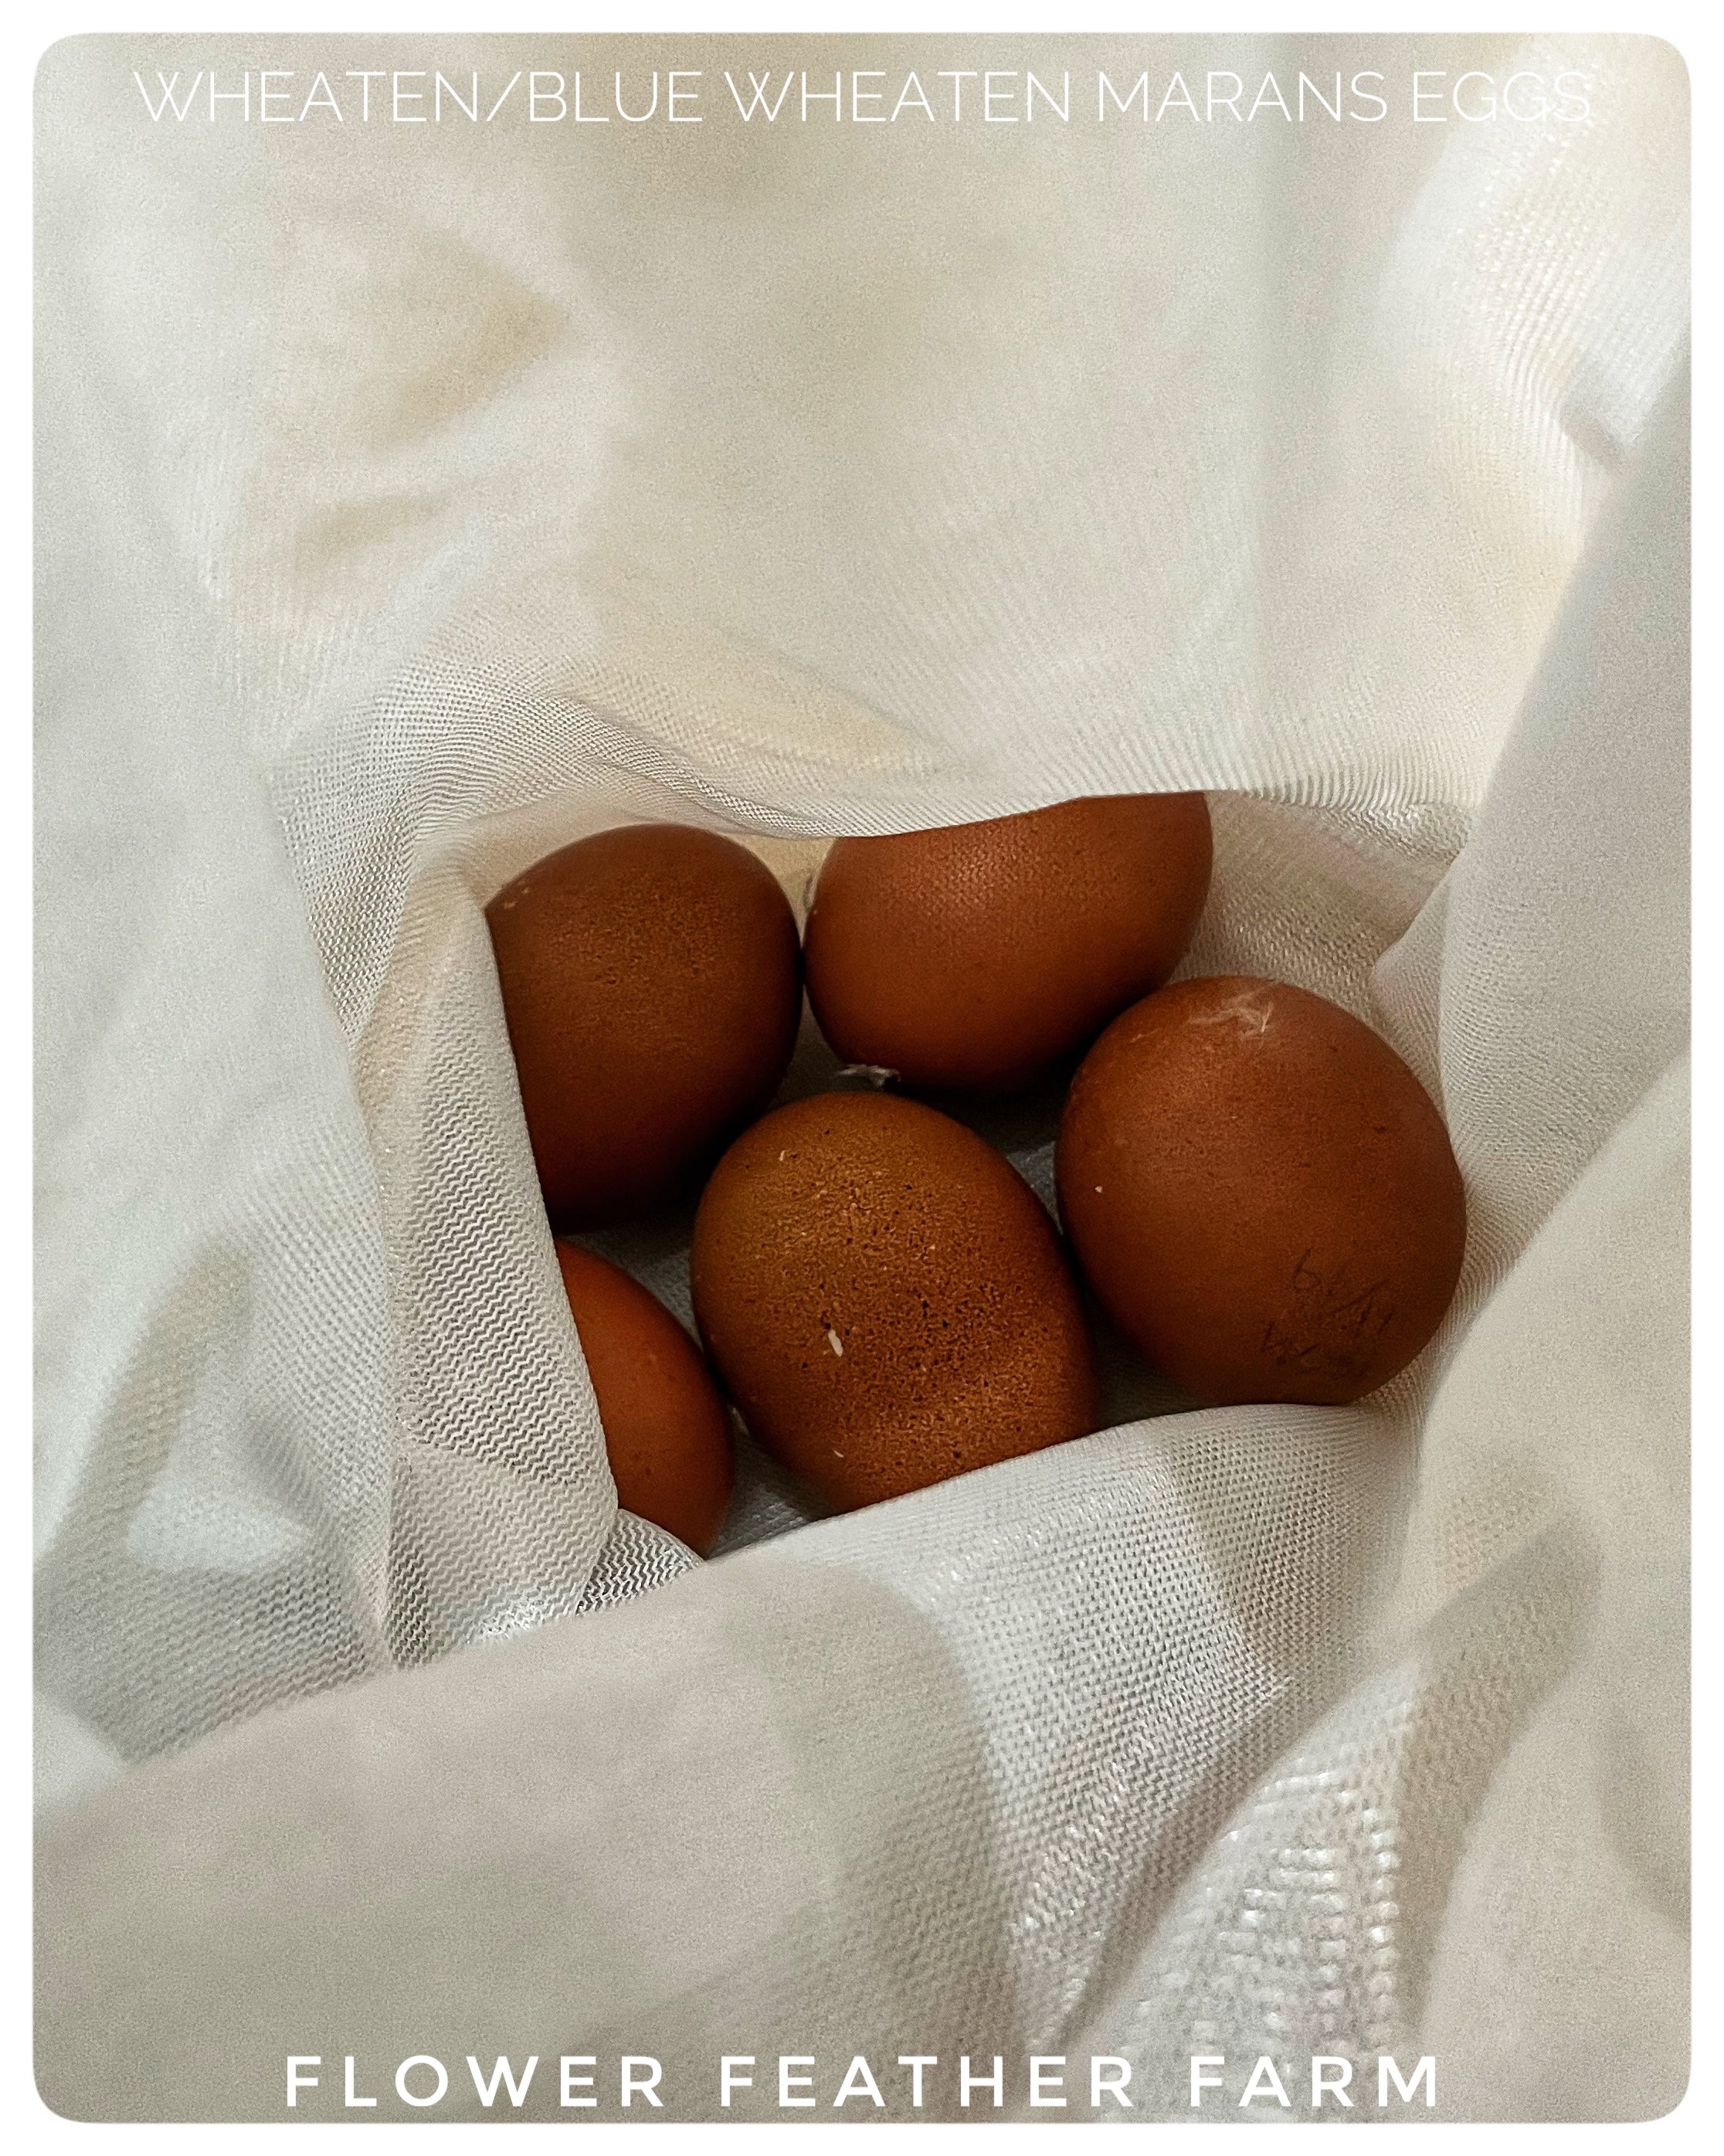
35 32 1687 2121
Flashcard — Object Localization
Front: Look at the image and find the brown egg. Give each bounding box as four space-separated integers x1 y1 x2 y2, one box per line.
486 823 802 1227
1057 976 1467 1406
556 1241 732 1554
690 1091 1096 1511
803 793 1213 1091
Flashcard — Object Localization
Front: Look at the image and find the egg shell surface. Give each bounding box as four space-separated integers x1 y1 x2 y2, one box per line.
486 823 802 1227
803 793 1213 1092
557 1239 733 1554
690 1090 1097 1511
1056 975 1467 1406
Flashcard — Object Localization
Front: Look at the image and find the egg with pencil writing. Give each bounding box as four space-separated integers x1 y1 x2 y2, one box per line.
1057 976 1467 1405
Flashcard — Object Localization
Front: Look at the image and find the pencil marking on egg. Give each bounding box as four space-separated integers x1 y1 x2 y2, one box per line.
1190 986 1276 1036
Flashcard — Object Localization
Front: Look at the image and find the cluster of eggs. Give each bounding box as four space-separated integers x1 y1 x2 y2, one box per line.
485 799 1467 1553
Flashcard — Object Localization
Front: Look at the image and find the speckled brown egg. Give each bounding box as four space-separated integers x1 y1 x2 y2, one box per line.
690 1091 1097 1511
486 823 802 1227
557 1240 732 1554
1056 976 1467 1405
803 793 1213 1092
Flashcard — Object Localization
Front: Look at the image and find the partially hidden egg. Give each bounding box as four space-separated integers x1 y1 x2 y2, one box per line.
690 1091 1097 1511
803 793 1213 1091
557 1240 732 1554
1056 976 1467 1406
486 823 802 1227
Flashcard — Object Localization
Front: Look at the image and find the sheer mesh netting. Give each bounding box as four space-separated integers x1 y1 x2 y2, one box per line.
35 32 1687 2122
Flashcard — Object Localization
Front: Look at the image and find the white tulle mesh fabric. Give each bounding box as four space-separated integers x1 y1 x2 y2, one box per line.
35 31 1687 2123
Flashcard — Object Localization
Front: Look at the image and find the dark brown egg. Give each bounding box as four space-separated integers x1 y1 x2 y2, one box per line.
1056 976 1467 1406
690 1091 1096 1511
486 823 801 1227
803 793 1213 1091
557 1241 732 1554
